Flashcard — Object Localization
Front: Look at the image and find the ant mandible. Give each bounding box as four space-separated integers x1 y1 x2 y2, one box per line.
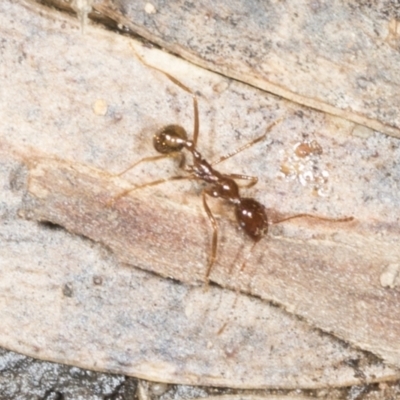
111 46 353 284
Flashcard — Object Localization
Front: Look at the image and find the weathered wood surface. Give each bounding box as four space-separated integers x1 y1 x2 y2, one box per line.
5 150 398 389
88 0 400 138
1 0 400 390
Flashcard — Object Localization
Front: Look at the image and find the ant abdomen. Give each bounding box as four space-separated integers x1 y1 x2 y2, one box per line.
235 198 269 242
153 124 188 154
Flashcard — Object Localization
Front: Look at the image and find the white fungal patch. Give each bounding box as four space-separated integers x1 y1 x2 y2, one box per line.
279 139 331 196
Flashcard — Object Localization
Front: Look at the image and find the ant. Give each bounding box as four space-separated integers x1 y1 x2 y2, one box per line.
110 46 353 285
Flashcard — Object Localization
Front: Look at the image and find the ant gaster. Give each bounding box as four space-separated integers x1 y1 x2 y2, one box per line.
111 47 353 284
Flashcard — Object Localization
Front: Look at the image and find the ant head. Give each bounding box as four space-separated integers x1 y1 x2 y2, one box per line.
154 125 188 154
235 198 268 242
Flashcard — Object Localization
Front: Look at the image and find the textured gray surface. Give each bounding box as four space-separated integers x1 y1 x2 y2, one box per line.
0 347 131 400
1 346 400 399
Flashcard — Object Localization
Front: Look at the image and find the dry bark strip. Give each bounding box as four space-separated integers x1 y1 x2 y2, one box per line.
0 150 396 389
19 149 400 371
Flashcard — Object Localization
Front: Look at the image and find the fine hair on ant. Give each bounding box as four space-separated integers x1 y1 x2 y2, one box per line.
110 45 353 288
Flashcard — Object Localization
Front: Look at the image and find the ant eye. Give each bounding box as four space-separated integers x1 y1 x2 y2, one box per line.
235 198 268 241
154 125 188 154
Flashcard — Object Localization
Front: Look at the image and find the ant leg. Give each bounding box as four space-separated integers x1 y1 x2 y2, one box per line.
217 211 352 335
223 173 258 188
217 239 259 335
211 117 284 167
115 152 184 177
107 175 196 206
192 95 200 148
272 213 354 225
202 190 218 285
130 44 200 147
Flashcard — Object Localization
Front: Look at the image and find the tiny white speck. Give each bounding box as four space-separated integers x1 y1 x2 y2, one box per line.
145 3 157 14
92 99 108 116
380 264 400 288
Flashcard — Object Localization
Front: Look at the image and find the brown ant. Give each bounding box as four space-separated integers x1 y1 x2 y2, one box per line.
110 47 353 285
